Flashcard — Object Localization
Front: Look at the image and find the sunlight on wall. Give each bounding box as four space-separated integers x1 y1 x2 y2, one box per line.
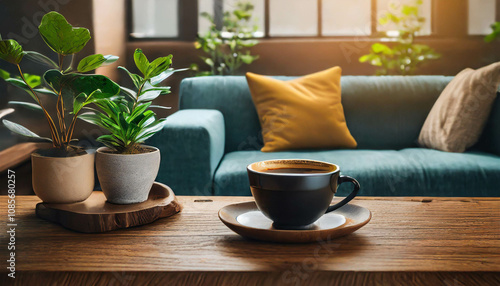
92 0 126 81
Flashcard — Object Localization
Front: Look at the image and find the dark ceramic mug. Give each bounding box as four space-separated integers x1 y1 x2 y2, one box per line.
247 159 360 229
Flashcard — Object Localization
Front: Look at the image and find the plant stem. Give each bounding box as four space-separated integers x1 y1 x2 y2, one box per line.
58 54 65 71
56 90 64 141
16 64 60 147
66 110 80 145
56 88 68 147
132 81 146 111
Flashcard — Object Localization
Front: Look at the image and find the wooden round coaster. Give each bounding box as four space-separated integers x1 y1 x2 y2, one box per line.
36 182 182 233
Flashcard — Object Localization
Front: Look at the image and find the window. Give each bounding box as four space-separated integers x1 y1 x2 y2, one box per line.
322 0 372 36
129 0 496 39
130 0 178 38
197 0 433 38
468 0 496 35
269 0 318 36
198 0 265 37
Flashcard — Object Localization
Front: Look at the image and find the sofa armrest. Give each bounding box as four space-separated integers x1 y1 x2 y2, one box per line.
147 109 225 195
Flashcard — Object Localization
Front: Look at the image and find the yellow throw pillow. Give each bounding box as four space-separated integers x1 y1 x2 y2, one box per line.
246 67 357 152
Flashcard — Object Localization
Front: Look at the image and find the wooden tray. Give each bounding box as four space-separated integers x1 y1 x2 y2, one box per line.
36 182 182 233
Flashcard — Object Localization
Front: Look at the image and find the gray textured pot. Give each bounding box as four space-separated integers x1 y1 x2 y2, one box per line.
96 146 160 204
32 150 95 203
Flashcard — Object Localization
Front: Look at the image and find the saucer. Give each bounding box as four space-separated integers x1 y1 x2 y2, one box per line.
219 202 371 243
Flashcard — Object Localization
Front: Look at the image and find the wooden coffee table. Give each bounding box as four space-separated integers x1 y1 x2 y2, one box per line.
1 196 499 285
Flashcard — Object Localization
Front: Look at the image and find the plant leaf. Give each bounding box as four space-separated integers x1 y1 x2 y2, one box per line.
150 67 188 86
4 78 39 102
78 112 103 126
24 51 58 68
0 39 25 64
240 54 257 64
138 89 161 103
77 54 106 73
77 54 118 73
372 43 393 55
150 68 174 86
118 66 143 89
38 11 91 55
8 101 43 111
0 68 10 79
44 69 120 98
2 119 52 141
149 105 171 110
134 48 150 77
146 55 172 79
103 55 119 65
127 102 151 123
34 87 58 96
96 134 121 149
73 92 87 114
136 119 166 141
22 73 41 88
120 86 137 102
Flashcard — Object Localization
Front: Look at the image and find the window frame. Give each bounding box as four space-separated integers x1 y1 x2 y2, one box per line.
127 0 497 41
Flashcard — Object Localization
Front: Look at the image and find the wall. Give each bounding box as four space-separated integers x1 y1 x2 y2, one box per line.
127 37 500 118
92 0 127 82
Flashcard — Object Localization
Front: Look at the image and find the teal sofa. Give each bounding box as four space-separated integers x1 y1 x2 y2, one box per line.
148 76 500 197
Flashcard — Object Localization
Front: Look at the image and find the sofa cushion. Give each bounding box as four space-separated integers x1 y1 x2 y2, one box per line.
246 67 357 152
213 149 500 197
180 76 453 153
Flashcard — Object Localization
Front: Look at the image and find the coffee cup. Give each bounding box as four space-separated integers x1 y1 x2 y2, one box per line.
247 159 360 229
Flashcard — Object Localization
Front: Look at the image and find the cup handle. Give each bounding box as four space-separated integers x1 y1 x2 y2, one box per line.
326 175 360 213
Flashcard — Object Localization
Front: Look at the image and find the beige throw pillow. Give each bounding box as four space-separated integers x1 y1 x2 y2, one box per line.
418 62 500 152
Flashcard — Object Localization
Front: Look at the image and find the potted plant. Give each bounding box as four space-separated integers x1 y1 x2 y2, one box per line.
0 12 120 203
81 49 182 204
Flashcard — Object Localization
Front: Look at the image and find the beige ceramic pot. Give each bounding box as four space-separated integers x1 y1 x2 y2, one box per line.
31 151 95 203
96 146 160 204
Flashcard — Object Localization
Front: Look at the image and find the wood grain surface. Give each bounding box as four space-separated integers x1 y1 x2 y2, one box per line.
35 182 182 233
1 196 499 285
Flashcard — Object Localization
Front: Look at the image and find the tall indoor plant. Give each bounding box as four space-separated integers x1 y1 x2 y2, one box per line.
0 12 119 203
81 49 181 204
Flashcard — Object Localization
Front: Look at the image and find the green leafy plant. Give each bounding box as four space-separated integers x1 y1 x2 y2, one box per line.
0 12 119 153
485 22 500 43
192 1 259 76
80 49 184 154
359 0 440 75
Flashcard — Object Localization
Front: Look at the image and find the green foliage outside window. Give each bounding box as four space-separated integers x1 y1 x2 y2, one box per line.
191 1 259 76
485 22 500 43
359 0 440 75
